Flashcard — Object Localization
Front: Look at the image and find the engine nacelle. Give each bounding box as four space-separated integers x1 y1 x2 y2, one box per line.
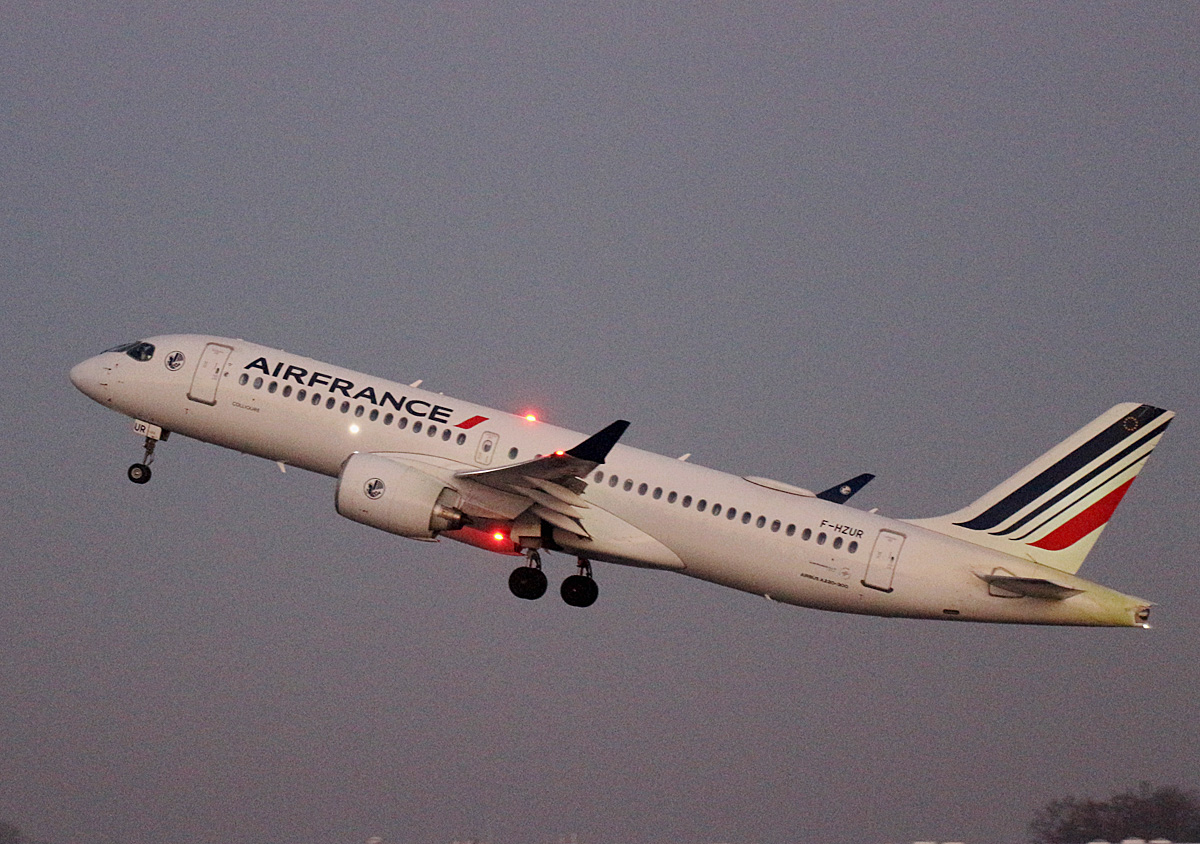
336 453 465 540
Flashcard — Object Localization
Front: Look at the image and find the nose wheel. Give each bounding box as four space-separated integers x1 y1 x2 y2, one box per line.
127 462 152 484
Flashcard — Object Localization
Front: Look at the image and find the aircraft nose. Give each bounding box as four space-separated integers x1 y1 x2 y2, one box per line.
70 357 109 402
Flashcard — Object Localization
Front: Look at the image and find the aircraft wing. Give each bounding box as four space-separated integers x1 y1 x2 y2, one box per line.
454 420 630 537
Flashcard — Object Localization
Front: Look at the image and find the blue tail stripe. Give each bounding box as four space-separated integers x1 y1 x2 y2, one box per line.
955 405 1168 532
988 425 1164 537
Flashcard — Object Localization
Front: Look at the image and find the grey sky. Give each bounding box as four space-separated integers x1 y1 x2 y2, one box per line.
3 3 1198 844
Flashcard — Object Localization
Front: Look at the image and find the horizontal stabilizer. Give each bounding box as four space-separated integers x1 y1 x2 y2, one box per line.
977 574 1083 600
816 473 875 504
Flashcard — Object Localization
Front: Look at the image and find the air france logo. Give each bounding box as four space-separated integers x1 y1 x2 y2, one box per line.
165 351 186 371
244 356 464 424
364 478 386 500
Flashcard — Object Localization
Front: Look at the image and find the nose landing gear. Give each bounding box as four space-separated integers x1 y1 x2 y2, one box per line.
127 422 168 484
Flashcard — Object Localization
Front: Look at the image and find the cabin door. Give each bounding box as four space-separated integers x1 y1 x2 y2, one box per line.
863 529 905 592
188 343 234 405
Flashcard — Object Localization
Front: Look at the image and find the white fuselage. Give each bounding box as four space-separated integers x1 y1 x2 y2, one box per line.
70 334 1152 627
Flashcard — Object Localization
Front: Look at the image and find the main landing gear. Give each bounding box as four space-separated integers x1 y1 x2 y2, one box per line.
508 550 548 600
508 552 599 607
561 558 599 608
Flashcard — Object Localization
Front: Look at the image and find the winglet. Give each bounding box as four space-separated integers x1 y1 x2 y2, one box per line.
567 420 630 463
816 473 875 504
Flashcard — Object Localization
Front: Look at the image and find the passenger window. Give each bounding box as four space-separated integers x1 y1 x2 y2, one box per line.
383 413 394 425
756 515 766 528
609 475 619 487
412 421 422 433
253 377 263 389
354 405 365 417
442 429 452 441
398 417 408 429
771 520 781 532
508 448 519 459
727 508 738 520
712 504 722 516
848 541 858 554
326 397 336 410
653 488 663 500
369 409 379 421
833 537 844 550
297 389 306 401
595 471 605 483
696 499 706 512
817 532 827 545
268 381 278 394
340 401 350 413
238 373 249 386
638 483 648 495
282 385 292 397
428 425 438 437
311 394 321 405
456 433 466 445
786 525 796 537
802 528 812 541
623 479 633 492
667 491 677 503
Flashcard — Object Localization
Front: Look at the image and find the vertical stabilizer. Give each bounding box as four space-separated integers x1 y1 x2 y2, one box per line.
905 403 1173 574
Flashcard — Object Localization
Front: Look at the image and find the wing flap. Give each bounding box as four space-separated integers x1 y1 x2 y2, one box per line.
531 503 590 538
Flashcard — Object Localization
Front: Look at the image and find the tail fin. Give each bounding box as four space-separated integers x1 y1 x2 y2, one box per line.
906 403 1173 574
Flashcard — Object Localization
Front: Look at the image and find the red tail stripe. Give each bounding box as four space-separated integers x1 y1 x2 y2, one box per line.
1029 478 1135 551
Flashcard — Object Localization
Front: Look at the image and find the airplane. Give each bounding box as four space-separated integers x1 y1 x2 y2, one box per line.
70 334 1174 627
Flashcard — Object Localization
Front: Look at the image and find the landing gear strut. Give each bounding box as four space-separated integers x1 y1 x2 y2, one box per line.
127 435 158 484
560 557 599 608
508 549 548 600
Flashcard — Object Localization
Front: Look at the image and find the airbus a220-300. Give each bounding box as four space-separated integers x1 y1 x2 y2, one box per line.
71 335 1173 626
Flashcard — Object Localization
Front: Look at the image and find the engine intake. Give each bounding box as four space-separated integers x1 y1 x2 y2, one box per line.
336 453 465 540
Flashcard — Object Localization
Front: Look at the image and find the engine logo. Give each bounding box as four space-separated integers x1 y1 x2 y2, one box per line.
364 478 386 499
165 351 186 371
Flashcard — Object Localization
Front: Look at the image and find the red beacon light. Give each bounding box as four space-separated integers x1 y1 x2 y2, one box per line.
523 413 538 422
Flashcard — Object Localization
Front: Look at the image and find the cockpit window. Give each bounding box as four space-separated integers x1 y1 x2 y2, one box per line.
126 342 155 361
104 341 155 361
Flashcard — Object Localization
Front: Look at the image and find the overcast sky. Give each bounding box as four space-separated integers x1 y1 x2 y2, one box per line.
3 3 1198 844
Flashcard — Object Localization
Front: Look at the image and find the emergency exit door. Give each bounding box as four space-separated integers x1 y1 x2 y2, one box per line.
862 529 905 592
